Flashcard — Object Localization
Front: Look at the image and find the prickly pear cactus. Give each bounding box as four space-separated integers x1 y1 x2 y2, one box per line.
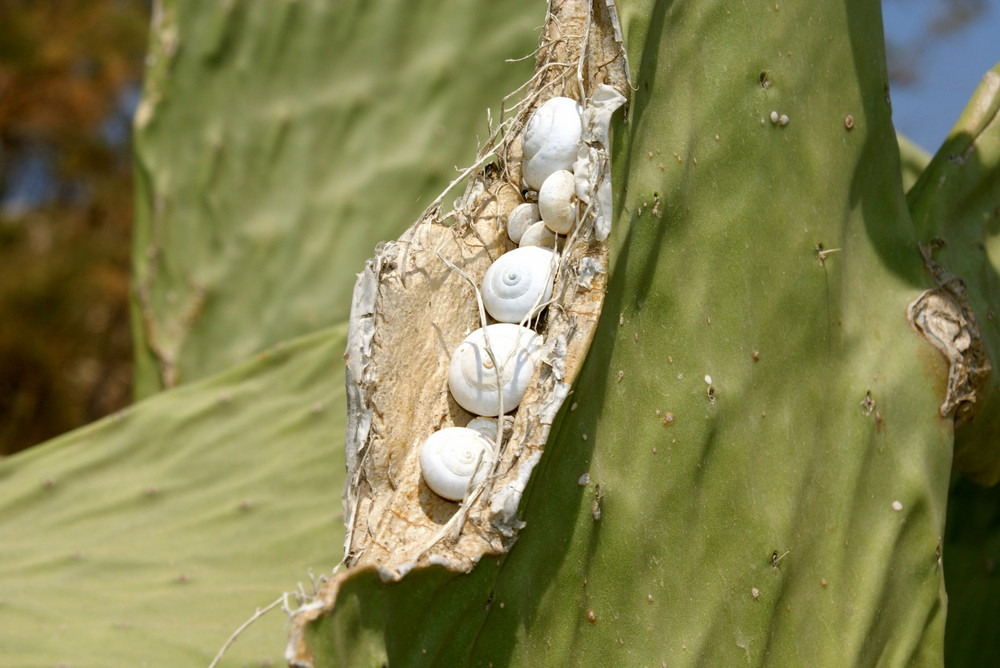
0 0 544 665
1 0 998 666
288 0 998 665
909 62 1000 665
907 63 1000 485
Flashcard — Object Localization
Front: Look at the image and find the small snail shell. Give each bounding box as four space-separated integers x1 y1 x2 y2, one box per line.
522 97 583 190
448 324 543 416
466 416 499 442
507 202 540 244
482 246 556 323
538 169 577 235
419 427 495 501
518 221 560 249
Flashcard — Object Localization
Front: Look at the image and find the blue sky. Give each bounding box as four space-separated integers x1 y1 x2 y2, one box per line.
883 0 1000 152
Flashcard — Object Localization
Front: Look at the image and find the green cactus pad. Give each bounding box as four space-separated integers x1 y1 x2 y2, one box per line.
907 61 1000 486
942 476 1000 666
0 327 346 666
294 0 954 664
130 0 539 396
899 134 931 192
906 60 1000 665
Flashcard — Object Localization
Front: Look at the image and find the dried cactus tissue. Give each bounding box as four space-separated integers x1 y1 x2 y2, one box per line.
339 0 626 577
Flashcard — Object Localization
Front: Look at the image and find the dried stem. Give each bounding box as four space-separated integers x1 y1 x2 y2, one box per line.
207 595 285 668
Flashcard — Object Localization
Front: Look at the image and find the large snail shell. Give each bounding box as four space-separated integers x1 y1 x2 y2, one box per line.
537 169 577 235
482 246 556 323
522 97 582 190
419 427 495 501
507 202 540 244
448 324 543 416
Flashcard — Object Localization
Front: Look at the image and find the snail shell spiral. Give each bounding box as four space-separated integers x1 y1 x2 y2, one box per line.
448 324 543 416
482 246 556 323
419 427 495 501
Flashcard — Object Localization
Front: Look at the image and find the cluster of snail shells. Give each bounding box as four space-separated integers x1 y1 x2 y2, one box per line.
420 96 585 502
422 323 543 501
508 96 583 249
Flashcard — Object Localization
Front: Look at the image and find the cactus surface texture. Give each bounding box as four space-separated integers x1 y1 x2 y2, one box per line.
130 0 538 396
290 0 973 665
1 0 998 666
0 328 346 665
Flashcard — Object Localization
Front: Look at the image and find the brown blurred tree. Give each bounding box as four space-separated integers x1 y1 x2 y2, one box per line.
0 0 149 455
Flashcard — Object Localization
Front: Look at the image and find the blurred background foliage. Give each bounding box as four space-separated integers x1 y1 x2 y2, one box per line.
0 0 996 456
0 0 149 454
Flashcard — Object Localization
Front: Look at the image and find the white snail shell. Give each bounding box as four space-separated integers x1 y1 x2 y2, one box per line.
522 97 583 190
518 221 560 249
419 427 495 501
507 202 540 244
466 416 499 442
482 246 556 323
448 324 543 416
538 169 578 235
